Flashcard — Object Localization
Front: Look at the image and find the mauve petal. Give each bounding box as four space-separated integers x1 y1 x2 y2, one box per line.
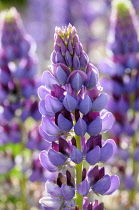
39 100 47 116
92 93 108 112
99 143 113 162
74 118 87 136
86 71 98 89
105 139 117 156
86 146 100 165
38 86 49 100
124 175 134 190
104 175 120 195
134 147 139 161
93 175 111 194
43 71 59 90
45 181 62 197
79 95 93 115
39 196 63 209
56 66 68 85
77 179 90 196
87 117 102 136
55 51 65 64
94 203 104 210
61 184 75 200
100 110 115 133
71 73 83 91
42 116 60 136
39 151 57 172
73 53 80 70
70 146 83 164
45 95 63 115
39 126 58 142
65 50 72 67
29 170 40 182
80 51 88 69
58 114 73 132
48 149 66 167
63 94 78 112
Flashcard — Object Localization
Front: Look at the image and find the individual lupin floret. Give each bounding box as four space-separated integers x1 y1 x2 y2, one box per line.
39 135 117 170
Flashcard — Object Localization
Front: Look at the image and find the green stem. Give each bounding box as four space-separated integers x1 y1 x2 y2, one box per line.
74 135 83 210
20 123 27 210
129 94 137 205
129 134 137 205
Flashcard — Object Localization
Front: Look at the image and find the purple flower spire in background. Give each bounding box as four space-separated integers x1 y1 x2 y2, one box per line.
108 0 139 57
99 0 139 206
0 7 41 127
38 24 119 209
0 7 36 61
99 0 139 140
0 7 45 208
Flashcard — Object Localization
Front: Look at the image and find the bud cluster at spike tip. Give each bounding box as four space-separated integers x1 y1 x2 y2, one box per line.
0 7 41 129
38 24 120 209
108 0 139 58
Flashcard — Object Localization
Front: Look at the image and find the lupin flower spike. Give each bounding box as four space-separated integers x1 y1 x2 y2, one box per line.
38 24 120 210
108 0 139 58
99 0 139 206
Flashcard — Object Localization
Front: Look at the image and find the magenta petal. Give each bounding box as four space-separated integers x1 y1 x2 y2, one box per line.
86 146 100 165
93 175 111 194
42 116 60 136
87 117 102 136
104 175 120 195
61 184 75 200
77 179 90 196
74 118 87 136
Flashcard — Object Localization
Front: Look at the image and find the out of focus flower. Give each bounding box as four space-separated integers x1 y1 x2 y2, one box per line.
0 151 15 174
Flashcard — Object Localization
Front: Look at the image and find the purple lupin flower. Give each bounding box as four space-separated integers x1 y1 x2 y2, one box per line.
0 7 41 124
99 0 139 140
0 151 15 174
99 0 139 206
26 125 51 151
38 24 119 209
